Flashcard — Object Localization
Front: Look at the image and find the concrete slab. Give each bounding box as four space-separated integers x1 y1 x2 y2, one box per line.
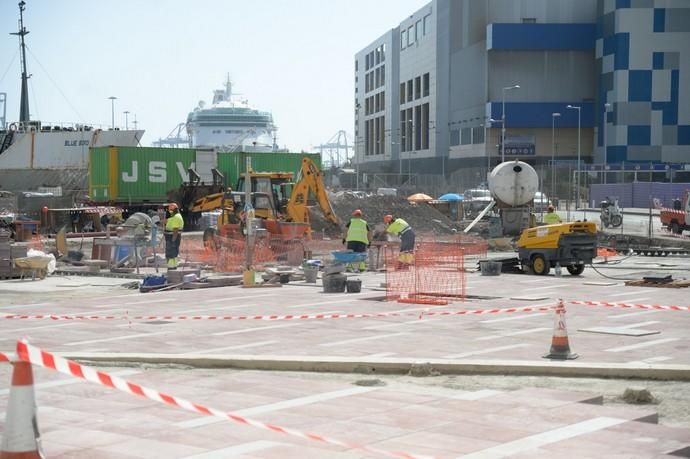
578 327 661 336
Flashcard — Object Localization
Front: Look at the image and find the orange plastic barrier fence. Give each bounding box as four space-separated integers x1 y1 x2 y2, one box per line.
180 234 308 273
385 239 466 305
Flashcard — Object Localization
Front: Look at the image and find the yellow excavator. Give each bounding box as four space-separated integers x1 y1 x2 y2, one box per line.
193 157 339 244
286 157 339 226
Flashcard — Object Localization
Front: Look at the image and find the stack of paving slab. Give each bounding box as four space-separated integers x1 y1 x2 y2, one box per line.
0 232 27 279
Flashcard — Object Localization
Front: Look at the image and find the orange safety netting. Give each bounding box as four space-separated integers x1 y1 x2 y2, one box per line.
596 247 619 258
385 239 466 305
179 235 308 273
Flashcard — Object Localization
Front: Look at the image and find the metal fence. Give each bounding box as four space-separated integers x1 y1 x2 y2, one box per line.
357 164 690 207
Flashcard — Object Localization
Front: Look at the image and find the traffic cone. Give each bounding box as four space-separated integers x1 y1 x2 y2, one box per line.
0 361 44 459
543 300 578 360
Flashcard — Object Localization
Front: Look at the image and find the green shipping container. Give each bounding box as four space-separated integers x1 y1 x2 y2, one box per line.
217 152 322 188
89 146 197 203
89 147 322 204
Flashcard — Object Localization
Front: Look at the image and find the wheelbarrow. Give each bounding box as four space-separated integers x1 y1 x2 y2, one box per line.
13 256 52 280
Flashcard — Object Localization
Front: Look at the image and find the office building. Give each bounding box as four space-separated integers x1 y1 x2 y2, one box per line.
354 0 690 183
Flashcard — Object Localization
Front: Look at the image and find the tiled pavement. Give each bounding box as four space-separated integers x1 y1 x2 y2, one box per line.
1 257 690 457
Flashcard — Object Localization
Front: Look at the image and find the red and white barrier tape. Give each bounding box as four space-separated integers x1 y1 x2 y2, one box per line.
570 300 690 311
14 340 433 459
0 305 556 322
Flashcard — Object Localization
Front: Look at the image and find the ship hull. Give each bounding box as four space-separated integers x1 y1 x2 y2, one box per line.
0 129 143 194
0 129 143 169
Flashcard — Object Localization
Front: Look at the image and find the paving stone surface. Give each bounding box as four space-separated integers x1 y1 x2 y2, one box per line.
1 255 690 457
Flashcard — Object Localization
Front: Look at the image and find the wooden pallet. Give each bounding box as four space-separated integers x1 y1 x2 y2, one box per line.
624 279 690 288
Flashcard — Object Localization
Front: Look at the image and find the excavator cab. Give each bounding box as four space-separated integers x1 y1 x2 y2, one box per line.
235 172 294 217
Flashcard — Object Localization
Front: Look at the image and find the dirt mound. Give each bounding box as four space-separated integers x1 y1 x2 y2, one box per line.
309 192 459 237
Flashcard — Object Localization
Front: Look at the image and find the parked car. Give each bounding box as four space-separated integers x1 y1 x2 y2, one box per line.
533 191 550 212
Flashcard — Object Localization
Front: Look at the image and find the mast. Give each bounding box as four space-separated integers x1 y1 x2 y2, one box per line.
10 1 30 124
224 73 232 101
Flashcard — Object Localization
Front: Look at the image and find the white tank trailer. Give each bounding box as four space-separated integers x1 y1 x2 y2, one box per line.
488 160 539 236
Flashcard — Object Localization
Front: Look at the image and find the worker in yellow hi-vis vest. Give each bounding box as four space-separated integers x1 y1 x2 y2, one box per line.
343 209 372 272
164 203 184 270
543 205 562 225
384 214 415 269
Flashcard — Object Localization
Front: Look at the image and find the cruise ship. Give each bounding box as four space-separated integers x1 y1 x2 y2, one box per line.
0 2 143 195
186 76 278 152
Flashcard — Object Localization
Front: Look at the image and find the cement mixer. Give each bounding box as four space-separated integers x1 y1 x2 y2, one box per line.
488 160 539 235
488 160 539 208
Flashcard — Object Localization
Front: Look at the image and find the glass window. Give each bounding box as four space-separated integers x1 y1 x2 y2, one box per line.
380 115 385 155
355 59 358 71
423 14 430 35
407 79 413 101
376 47 381 65
461 127 472 145
381 92 385 112
401 30 407 49
415 76 421 100
450 130 460 146
473 127 485 144
423 73 429 97
364 119 368 156
416 20 421 41
407 26 414 46
381 65 385 84
381 43 386 61
400 83 405 104
375 68 380 88
522 18 537 23
414 106 422 150
422 103 429 150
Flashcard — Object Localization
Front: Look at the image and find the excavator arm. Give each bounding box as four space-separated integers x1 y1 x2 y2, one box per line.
286 157 339 226
191 192 233 213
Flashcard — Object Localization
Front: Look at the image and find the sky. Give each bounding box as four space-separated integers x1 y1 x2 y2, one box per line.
0 0 428 152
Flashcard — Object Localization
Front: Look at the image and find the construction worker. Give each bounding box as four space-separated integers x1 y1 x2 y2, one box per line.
342 209 372 272
164 203 184 270
543 205 562 225
384 214 415 268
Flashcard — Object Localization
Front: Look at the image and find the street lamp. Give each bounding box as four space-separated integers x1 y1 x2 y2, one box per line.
123 110 130 130
551 112 561 199
501 84 520 162
107 96 117 129
566 104 581 208
483 118 501 176
354 103 361 190
603 102 611 184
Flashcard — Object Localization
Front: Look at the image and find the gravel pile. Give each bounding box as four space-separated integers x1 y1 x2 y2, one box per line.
309 192 459 237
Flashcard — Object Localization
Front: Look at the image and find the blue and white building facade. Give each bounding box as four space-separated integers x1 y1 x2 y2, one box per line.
598 0 690 164
354 0 690 177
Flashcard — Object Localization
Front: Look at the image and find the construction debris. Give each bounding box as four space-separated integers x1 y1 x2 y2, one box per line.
623 275 690 288
622 387 656 404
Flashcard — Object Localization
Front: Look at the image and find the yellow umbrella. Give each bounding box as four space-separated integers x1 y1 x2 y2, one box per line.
407 193 433 202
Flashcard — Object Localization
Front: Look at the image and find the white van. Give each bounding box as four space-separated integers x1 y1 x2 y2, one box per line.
533 191 550 212
376 188 397 197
